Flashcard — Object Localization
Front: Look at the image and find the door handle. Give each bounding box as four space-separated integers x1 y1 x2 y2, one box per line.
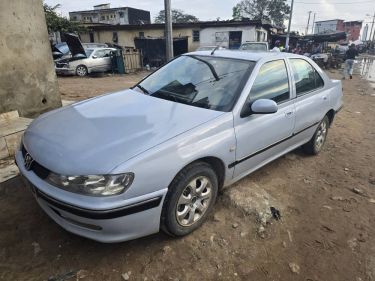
323 96 327 100
285 111 293 117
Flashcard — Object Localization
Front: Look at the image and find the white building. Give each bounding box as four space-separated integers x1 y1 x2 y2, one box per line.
69 4 151 26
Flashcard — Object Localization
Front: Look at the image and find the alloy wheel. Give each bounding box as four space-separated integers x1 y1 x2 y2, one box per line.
76 66 87 76
176 176 213 227
315 120 327 151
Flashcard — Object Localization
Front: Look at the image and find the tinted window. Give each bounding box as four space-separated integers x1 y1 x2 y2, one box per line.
138 56 255 112
248 60 290 103
290 59 324 96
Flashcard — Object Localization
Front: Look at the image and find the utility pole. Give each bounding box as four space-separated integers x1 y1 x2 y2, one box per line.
285 0 295 51
164 0 173 61
369 12 375 41
311 13 316 34
305 11 312 35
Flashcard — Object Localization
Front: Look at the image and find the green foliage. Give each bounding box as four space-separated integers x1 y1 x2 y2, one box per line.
43 3 86 33
232 0 290 27
154 9 199 24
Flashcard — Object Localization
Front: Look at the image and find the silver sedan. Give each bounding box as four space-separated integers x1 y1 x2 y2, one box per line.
55 47 116 77
17 51 343 242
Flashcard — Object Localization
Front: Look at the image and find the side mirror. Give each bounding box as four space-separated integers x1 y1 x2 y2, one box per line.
92 55 98 59
250 99 278 114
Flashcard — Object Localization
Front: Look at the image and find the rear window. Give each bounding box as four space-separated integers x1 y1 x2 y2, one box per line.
289 59 324 96
240 43 267 52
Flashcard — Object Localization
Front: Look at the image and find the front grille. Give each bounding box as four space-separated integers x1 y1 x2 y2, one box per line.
21 145 51 179
55 62 68 68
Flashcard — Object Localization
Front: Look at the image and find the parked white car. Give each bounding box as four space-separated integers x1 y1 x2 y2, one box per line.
55 47 117 76
240 42 269 52
17 51 343 242
54 33 116 76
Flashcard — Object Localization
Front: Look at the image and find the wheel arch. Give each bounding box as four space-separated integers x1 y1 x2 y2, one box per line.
326 109 335 126
169 157 226 190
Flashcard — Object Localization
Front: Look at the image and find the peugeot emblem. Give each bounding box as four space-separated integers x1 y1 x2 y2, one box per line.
24 153 34 171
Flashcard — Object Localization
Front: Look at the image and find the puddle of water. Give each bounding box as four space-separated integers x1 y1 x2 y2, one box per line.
356 57 375 86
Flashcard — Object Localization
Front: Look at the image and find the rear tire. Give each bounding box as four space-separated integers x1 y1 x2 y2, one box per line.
303 116 329 155
161 162 218 237
76 65 88 77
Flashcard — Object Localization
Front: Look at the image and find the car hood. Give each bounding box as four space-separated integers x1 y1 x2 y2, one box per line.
23 90 224 175
64 33 86 58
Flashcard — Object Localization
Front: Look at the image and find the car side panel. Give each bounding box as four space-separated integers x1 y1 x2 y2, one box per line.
232 99 295 178
293 88 329 134
329 79 344 111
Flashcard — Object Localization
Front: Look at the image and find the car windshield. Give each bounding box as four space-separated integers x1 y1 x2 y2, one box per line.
137 55 254 112
55 43 70 54
241 43 267 51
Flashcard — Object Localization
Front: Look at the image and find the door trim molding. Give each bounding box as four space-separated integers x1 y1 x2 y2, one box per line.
228 121 319 168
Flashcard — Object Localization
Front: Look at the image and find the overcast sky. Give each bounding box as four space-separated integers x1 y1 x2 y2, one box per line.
45 0 375 37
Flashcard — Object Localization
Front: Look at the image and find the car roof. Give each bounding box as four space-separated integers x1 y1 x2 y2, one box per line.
186 50 306 62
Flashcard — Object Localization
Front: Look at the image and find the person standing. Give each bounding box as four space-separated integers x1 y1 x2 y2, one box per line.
271 40 282 52
343 43 359 79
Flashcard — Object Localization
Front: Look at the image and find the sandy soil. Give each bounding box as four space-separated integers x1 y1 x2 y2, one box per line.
1 70 375 281
57 72 150 101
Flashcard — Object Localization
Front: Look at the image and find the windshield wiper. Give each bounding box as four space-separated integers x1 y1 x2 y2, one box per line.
188 55 220 81
135 84 151 95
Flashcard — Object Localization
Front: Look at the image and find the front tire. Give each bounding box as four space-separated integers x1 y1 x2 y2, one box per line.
76 65 88 77
303 116 330 155
161 162 218 237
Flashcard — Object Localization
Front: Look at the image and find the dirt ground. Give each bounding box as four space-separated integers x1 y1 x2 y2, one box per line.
1 68 375 281
57 72 150 101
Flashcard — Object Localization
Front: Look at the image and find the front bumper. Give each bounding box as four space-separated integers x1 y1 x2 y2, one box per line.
16 150 167 243
55 67 75 75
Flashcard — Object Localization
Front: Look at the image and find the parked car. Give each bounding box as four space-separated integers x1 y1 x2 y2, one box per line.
55 47 117 76
52 42 71 60
240 42 269 52
17 51 343 243
52 42 108 61
196 46 226 51
54 33 116 77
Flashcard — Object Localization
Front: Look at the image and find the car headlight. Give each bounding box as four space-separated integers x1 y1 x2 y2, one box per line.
46 173 134 196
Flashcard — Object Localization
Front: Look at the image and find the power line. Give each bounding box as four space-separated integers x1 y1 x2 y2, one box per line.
290 0 374 4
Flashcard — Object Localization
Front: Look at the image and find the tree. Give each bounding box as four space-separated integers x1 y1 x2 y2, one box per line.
232 0 290 27
43 3 85 33
154 9 199 23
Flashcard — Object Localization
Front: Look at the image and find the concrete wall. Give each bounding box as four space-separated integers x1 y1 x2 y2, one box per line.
0 0 61 117
80 27 201 52
81 25 268 52
200 26 267 48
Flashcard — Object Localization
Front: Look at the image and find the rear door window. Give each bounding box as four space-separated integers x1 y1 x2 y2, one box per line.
94 50 106 58
248 60 290 104
289 59 324 96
